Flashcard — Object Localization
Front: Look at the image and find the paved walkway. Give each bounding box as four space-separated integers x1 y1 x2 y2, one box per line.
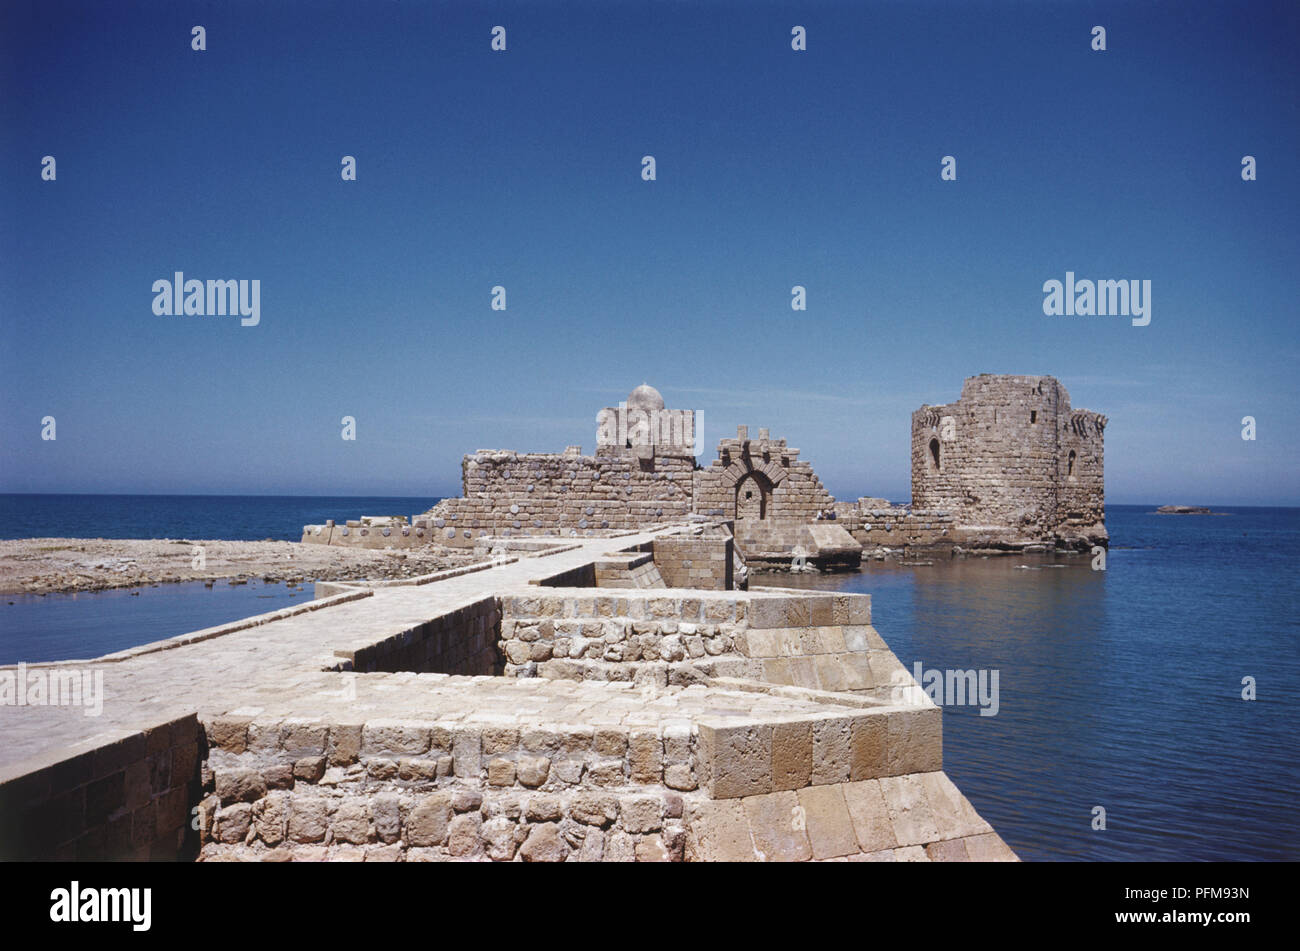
0 531 676 775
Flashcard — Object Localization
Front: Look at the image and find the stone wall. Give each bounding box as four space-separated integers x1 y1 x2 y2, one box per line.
498 590 750 680
652 534 733 590
301 389 855 567
194 671 948 862
301 516 429 548
343 596 502 676
0 713 202 860
593 552 666 589
423 449 696 542
911 375 1106 549
695 426 835 523
497 587 908 703
840 504 957 551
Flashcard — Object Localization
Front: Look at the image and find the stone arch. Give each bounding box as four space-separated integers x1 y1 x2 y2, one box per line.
1067 449 1077 479
735 472 772 520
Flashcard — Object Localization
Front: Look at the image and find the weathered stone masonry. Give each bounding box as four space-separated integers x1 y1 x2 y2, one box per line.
0 532 1018 862
912 375 1106 550
299 376 1105 558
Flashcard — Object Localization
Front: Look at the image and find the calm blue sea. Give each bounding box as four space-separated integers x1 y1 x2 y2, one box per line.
1 496 1296 861
782 504 1300 862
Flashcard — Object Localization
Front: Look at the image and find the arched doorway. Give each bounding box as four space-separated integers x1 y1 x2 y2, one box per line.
735 472 771 520
928 438 941 472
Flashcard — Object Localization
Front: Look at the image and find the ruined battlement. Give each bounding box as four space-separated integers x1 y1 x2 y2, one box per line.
911 375 1106 550
300 376 1105 560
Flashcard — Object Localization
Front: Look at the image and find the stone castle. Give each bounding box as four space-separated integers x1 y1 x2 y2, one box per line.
302 376 1106 558
0 379 1068 864
911 375 1107 551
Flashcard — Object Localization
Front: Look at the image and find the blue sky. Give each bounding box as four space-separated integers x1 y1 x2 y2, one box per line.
2 0 1297 505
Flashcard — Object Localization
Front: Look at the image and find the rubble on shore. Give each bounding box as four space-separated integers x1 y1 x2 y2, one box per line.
0 538 478 596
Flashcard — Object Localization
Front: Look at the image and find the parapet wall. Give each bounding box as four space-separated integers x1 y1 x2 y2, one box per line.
194 671 949 862
499 586 909 703
0 713 202 861
343 596 503 676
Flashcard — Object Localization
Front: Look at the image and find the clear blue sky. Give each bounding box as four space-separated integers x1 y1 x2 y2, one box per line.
2 0 1297 505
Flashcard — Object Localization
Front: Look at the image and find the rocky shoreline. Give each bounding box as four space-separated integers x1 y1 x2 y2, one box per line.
0 538 479 596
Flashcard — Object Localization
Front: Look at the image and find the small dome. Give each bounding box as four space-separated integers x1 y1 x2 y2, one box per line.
627 383 665 411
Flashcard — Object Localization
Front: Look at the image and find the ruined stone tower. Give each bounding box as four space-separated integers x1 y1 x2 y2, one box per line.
911 375 1106 550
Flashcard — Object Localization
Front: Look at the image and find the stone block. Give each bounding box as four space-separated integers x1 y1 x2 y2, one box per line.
452 728 482 778
361 720 430 756
287 797 330 844
487 758 516 787
849 713 887 781
281 719 329 756
961 832 1019 862
840 780 898 853
328 724 362 765
619 794 663 834
698 722 773 799
628 731 663 784
568 791 618 827
879 774 941 847
771 720 813 792
634 834 670 862
743 790 811 862
215 768 266 805
886 706 942 775
810 716 852 785
207 716 252 754
447 813 482 857
216 803 252 844
918 771 992 839
516 755 551 788
406 792 453 847
796 784 859 860
684 799 756 862
332 801 371 845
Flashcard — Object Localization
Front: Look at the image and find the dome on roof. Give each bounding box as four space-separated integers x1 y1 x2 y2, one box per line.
627 383 665 411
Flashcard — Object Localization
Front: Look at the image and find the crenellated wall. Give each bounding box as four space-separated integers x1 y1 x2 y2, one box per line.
694 426 835 523
911 375 1106 550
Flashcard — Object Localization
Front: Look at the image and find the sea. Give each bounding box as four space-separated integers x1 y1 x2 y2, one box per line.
1 494 1296 861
